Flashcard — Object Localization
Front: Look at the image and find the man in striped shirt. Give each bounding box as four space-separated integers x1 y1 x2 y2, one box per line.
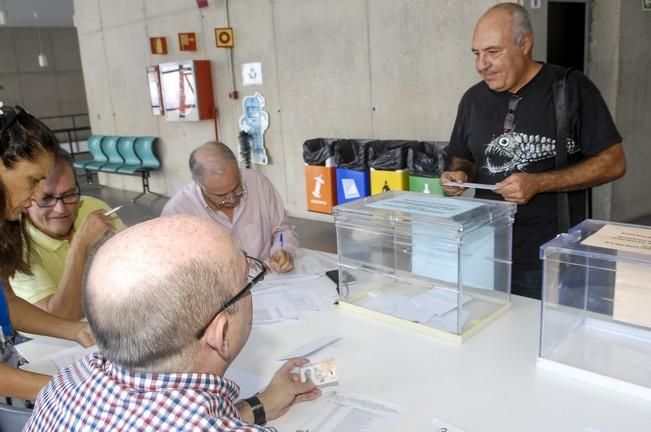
25 215 320 431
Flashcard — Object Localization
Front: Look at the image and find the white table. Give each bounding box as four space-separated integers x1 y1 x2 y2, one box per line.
19 250 651 431
235 265 651 432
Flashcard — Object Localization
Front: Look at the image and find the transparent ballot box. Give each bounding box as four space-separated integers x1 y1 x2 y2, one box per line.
333 191 516 343
538 220 651 400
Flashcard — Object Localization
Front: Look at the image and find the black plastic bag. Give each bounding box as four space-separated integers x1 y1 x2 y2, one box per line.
334 139 370 170
367 140 410 171
302 138 335 165
407 141 448 177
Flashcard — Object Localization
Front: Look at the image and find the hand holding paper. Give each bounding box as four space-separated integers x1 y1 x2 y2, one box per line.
257 358 321 421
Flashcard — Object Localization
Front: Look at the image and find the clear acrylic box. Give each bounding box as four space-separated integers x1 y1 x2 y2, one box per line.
538 219 651 400
333 191 516 343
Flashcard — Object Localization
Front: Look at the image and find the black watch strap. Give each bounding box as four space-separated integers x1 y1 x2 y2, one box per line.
245 394 266 426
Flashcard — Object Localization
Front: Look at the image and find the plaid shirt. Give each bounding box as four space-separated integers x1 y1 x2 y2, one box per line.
24 353 276 432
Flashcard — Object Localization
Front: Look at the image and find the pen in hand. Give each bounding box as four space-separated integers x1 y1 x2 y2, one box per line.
279 232 284 250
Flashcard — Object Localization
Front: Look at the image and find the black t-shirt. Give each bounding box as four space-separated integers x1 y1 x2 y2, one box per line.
448 63 622 268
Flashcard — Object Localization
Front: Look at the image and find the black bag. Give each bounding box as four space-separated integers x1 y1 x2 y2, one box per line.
333 139 370 170
302 139 335 166
407 141 448 177
367 140 410 171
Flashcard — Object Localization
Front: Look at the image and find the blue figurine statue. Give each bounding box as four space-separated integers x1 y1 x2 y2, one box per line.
239 92 269 165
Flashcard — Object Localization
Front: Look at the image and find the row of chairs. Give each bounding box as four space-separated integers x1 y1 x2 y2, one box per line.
73 135 162 202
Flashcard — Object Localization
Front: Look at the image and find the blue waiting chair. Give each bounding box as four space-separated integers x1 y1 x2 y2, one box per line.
116 136 162 202
84 136 118 171
73 135 106 184
116 136 141 169
99 136 130 172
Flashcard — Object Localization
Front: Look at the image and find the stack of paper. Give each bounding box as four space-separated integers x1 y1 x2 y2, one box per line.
357 289 472 332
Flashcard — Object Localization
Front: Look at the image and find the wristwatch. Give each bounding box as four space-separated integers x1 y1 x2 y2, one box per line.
244 394 267 426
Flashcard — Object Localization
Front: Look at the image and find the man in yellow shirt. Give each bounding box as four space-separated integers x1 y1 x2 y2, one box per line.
10 149 124 319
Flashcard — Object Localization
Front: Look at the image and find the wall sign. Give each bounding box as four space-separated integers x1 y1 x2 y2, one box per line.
215 27 235 48
150 37 168 55
179 33 197 51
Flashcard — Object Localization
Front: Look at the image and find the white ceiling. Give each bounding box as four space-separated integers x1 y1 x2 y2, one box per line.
0 0 74 27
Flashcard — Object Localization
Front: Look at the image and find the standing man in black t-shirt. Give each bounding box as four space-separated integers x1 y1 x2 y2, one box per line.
440 2 625 299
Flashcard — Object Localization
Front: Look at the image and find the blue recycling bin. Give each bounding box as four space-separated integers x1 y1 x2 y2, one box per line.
336 167 370 205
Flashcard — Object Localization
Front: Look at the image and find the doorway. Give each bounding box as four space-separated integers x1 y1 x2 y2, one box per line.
547 1 588 71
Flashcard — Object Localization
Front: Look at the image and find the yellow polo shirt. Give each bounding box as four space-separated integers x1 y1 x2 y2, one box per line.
9 196 125 304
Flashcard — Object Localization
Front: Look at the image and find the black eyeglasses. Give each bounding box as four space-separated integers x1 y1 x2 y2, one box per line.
503 95 523 133
195 254 266 339
35 188 81 208
200 182 247 209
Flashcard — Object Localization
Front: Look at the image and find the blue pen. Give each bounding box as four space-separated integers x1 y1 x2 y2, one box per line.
279 232 284 250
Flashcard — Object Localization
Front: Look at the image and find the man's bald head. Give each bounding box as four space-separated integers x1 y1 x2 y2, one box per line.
479 2 533 47
85 215 245 371
189 141 239 183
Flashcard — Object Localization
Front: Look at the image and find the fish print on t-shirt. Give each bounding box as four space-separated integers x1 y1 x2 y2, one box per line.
483 131 579 174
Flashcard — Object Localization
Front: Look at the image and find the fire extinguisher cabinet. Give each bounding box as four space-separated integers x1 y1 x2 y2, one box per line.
159 60 214 122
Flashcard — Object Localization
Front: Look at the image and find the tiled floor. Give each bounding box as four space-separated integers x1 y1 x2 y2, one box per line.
80 181 338 254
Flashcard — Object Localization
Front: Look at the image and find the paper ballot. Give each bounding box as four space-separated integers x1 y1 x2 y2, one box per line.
442 181 499 191
296 390 405 432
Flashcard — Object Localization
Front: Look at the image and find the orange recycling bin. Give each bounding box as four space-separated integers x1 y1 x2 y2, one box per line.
305 165 337 214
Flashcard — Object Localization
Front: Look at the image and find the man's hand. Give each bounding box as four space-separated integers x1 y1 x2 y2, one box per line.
257 358 321 421
269 250 294 273
440 170 468 196
495 172 540 204
71 210 115 255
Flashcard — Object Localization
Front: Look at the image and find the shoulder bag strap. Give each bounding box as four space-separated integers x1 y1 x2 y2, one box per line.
552 67 573 233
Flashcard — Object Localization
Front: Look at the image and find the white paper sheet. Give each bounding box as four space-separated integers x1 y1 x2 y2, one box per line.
15 336 79 363
442 181 499 191
426 309 472 333
252 289 301 326
257 251 331 289
278 336 342 361
296 390 405 432
20 345 98 376
357 290 472 326
224 367 266 400
410 290 472 317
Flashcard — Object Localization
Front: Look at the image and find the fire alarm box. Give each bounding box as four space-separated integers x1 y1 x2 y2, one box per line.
159 60 215 122
146 65 164 116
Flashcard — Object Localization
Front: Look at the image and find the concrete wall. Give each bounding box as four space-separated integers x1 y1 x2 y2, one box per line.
610 1 651 222
0 27 88 129
72 0 648 221
72 0 495 219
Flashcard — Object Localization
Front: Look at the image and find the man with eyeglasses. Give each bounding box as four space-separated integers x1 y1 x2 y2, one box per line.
25 215 320 431
163 141 298 273
10 149 124 319
440 2 625 299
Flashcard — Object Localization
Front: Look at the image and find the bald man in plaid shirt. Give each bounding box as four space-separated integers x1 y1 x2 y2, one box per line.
25 215 320 431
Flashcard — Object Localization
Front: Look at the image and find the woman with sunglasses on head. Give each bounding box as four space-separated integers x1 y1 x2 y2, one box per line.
0 103 94 401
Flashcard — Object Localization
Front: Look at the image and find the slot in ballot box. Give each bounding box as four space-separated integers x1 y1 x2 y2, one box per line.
538 219 651 401
333 191 516 343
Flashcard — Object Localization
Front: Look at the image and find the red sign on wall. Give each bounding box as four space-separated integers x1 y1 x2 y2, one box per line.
178 33 197 51
150 37 168 55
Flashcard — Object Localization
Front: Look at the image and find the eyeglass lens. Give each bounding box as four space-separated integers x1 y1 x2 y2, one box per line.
37 192 81 208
